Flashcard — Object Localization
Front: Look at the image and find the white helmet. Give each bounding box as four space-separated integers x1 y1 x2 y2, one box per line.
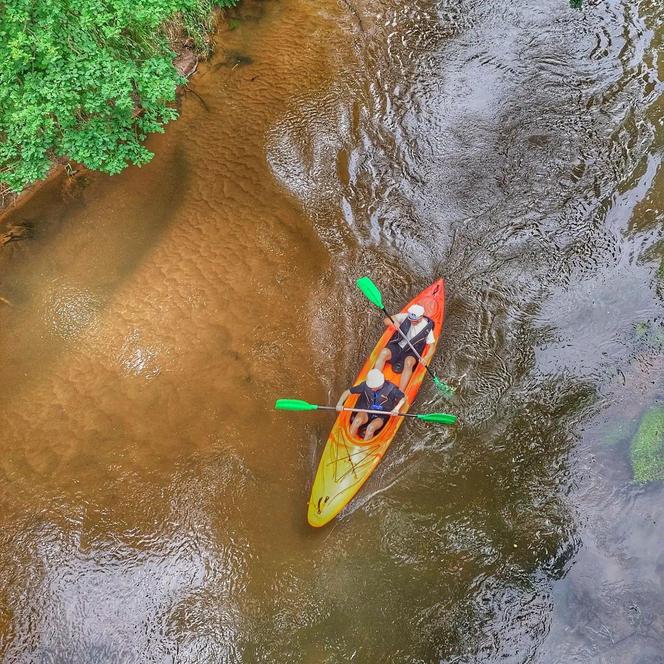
407 304 425 320
366 369 385 389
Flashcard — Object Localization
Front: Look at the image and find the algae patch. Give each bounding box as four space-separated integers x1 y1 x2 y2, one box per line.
630 407 664 483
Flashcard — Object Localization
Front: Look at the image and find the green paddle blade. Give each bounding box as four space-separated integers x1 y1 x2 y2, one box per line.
275 399 318 411
433 376 455 399
356 276 384 309
416 412 457 424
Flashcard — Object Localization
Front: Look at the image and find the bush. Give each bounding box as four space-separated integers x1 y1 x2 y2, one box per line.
0 0 236 193
630 406 664 484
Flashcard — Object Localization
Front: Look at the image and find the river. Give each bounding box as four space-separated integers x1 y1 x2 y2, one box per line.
0 0 662 661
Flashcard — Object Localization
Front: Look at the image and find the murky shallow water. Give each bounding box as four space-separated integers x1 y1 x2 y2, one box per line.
1 0 663 661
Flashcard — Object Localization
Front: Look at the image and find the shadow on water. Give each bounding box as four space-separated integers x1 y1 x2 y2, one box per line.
0 144 191 405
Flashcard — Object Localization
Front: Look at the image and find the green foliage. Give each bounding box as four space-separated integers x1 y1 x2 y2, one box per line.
632 319 664 351
630 406 664 484
176 0 220 53
0 0 236 192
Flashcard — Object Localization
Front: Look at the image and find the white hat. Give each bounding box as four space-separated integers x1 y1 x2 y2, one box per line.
407 304 425 320
366 369 385 389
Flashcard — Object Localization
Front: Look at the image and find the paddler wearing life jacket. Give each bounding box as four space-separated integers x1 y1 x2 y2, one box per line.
335 368 407 441
375 303 435 391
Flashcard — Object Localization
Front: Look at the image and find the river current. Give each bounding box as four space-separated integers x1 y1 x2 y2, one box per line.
0 0 662 661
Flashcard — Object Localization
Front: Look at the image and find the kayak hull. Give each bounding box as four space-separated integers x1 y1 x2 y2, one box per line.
307 279 445 527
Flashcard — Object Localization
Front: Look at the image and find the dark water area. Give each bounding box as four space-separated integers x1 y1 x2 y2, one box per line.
0 0 662 661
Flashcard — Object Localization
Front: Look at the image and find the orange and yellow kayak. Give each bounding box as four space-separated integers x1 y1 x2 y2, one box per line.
308 279 445 527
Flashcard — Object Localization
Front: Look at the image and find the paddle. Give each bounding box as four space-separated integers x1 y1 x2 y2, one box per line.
356 276 455 398
275 399 457 425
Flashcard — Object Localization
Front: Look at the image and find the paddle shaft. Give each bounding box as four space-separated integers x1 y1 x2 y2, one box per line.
318 405 419 419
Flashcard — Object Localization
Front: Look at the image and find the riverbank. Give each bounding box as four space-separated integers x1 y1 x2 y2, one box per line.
0 1 238 218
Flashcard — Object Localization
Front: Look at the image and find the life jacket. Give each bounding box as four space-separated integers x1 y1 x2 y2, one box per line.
357 381 399 412
394 316 434 356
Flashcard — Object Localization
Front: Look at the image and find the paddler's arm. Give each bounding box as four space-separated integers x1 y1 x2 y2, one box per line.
422 329 436 360
390 396 407 417
335 389 352 412
384 313 406 328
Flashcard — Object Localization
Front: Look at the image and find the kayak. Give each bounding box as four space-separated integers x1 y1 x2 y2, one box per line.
307 279 446 527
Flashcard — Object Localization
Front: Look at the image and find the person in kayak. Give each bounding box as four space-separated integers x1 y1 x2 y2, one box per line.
335 368 406 440
374 303 435 391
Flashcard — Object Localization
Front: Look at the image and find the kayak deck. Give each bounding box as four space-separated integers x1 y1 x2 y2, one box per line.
307 279 445 527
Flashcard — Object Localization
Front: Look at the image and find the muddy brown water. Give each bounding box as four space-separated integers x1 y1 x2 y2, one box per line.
1 0 663 661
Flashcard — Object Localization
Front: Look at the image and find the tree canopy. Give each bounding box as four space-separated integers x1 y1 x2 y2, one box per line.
0 0 235 192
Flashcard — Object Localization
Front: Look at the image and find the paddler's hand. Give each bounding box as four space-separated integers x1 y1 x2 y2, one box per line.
391 397 406 417
336 389 351 412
